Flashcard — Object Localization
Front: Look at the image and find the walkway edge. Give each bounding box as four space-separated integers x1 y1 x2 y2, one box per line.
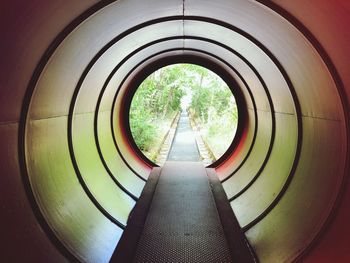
206 168 259 263
110 167 162 263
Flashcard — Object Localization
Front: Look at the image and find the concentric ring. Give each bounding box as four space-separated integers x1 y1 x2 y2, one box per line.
17 1 348 262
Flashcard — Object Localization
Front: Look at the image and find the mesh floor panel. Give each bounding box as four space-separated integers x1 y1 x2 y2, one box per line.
133 162 233 263
167 111 201 162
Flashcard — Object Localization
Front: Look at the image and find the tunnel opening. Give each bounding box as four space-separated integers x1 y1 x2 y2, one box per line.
128 63 238 166
118 55 248 172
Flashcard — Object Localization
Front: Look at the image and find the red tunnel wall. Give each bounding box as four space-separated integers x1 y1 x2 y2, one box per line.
272 1 350 261
0 1 99 261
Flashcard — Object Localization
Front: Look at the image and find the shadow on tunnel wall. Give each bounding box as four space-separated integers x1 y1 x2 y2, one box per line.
0 0 349 262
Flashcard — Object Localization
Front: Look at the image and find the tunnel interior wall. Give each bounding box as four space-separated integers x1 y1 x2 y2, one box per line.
0 0 349 262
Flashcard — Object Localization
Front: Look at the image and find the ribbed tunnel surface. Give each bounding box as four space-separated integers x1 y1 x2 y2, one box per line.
1 1 350 262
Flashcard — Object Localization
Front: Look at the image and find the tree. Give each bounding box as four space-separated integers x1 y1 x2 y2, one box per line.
129 63 239 161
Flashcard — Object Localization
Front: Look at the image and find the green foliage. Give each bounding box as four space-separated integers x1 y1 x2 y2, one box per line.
187 65 238 159
129 110 156 151
130 64 188 155
129 63 238 161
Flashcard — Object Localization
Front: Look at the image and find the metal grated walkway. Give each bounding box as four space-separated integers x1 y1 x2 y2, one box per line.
133 161 232 262
111 162 257 263
167 111 201 162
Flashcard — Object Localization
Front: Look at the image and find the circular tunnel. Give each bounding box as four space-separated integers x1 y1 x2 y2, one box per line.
1 1 350 262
